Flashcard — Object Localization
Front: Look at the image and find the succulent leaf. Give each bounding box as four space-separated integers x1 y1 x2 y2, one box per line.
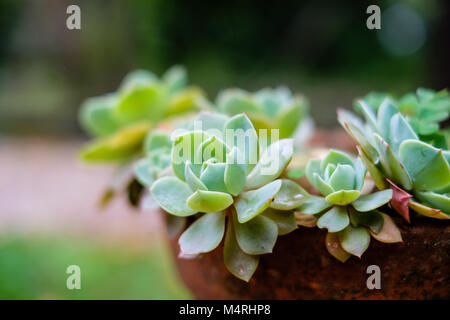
325 232 351 263
186 189 233 213
348 208 384 233
369 213 403 243
263 208 297 235
296 195 332 215
339 225 371 258
245 139 293 189
171 131 208 180
408 200 450 220
399 140 450 191
224 147 247 196
235 180 282 223
199 162 229 193
233 213 278 255
270 179 309 210
151 176 197 216
328 164 355 191
179 211 226 254
351 189 393 212
185 161 207 191
317 206 350 233
223 220 259 282
325 190 360 206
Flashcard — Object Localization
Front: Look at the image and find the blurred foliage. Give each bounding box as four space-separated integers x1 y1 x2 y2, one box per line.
0 0 448 133
0 235 191 299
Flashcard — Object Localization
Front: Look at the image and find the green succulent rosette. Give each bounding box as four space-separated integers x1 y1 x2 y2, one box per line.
296 150 402 262
354 88 450 148
216 86 310 140
150 113 309 281
339 97 450 221
79 66 210 162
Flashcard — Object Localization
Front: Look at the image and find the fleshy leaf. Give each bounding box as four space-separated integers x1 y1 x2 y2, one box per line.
263 208 297 235
116 82 166 123
349 208 384 233
353 157 367 191
387 179 412 223
373 133 413 190
223 219 259 282
185 161 207 191
171 131 208 180
399 139 450 191
196 135 229 163
357 146 388 190
325 232 351 263
328 164 355 191
409 200 450 220
235 179 282 223
186 189 233 213
317 206 350 233
389 113 418 154
313 173 335 196
296 196 332 214
246 139 293 189
233 213 278 255
339 225 371 258
191 111 230 132
376 98 398 141
223 113 258 172
179 211 225 254
79 94 119 137
80 122 151 162
305 158 322 190
370 213 403 243
270 179 309 210
351 189 393 212
294 211 318 227
276 103 304 138
325 190 360 206
199 162 228 193
144 130 172 155
151 176 197 216
416 191 450 215
319 149 353 173
224 147 247 196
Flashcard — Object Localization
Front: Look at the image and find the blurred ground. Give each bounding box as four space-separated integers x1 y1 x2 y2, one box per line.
0 137 191 299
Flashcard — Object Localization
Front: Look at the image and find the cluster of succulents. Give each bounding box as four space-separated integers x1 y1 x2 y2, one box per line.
339 97 450 220
295 150 402 261
79 66 209 162
78 66 449 281
150 113 308 281
355 88 450 148
217 86 309 140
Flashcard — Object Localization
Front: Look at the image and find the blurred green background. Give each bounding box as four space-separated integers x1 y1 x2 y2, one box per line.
0 0 449 299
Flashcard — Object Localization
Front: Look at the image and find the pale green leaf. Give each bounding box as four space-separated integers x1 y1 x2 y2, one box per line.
151 176 197 216
235 179 282 223
186 189 233 213
351 189 392 212
269 179 309 210
325 190 360 206
233 213 278 255
179 211 225 254
339 225 371 258
263 208 297 235
317 206 350 233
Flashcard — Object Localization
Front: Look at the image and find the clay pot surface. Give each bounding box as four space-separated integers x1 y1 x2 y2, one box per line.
172 217 449 299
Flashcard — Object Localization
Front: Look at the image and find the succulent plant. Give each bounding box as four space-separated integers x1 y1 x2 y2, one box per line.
296 150 402 261
216 86 309 140
150 113 308 281
339 97 450 221
79 66 210 162
355 88 450 148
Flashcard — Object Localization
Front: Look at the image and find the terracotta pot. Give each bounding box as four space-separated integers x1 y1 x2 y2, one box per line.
171 216 449 299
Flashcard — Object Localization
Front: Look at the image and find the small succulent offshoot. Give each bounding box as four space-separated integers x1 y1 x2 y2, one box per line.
79 66 209 162
339 96 450 221
216 86 309 140
355 88 450 148
296 150 402 262
150 113 308 281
